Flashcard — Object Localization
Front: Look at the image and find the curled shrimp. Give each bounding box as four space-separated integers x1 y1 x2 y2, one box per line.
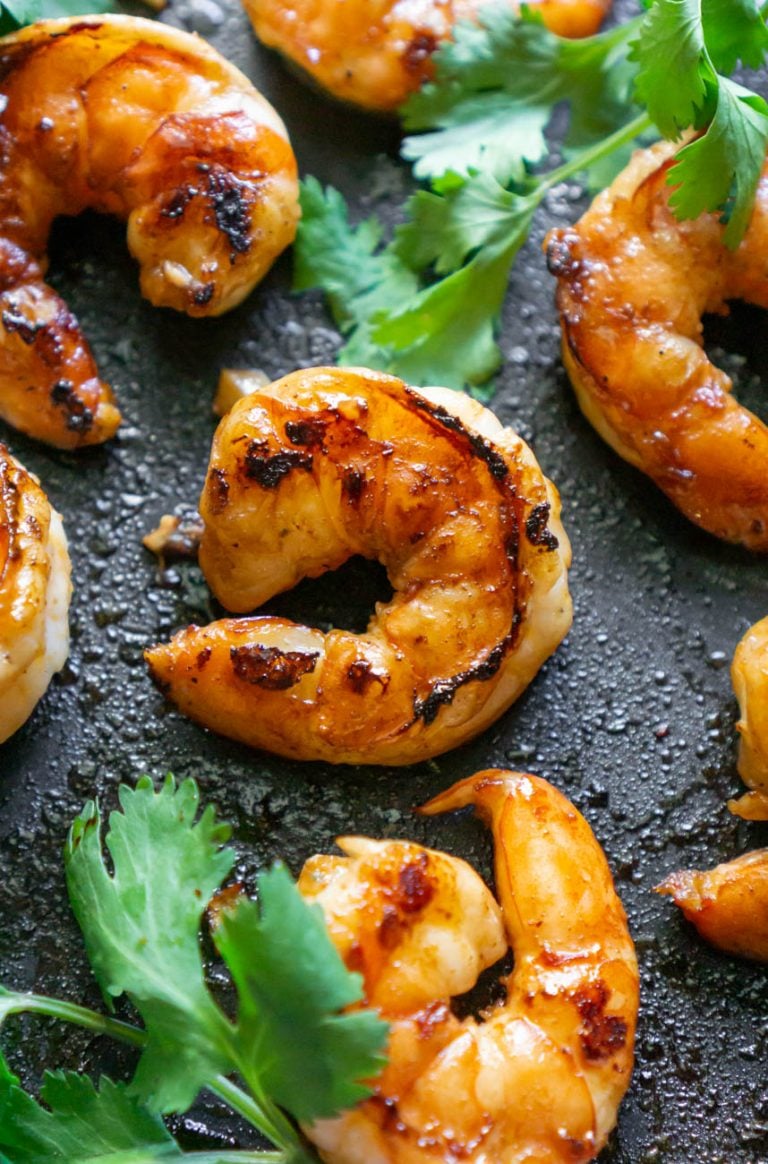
656 850 768 963
145 366 572 765
730 615 768 820
299 769 639 1163
244 0 613 113
0 444 71 743
0 15 299 449
546 140 768 550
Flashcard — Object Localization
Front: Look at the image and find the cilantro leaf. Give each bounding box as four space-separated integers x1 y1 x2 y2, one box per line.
0 0 40 32
292 177 417 372
401 6 641 182
0 1067 179 1162
64 776 235 1114
215 865 388 1124
394 171 531 272
293 178 418 334
702 0 768 72
631 0 717 136
668 76 768 244
402 96 551 183
294 172 537 394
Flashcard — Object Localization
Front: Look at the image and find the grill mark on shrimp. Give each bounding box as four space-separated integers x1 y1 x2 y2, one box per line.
405 386 510 482
525 502 559 550
50 379 94 434
203 167 254 259
402 31 439 73
413 617 522 726
2 305 40 344
241 439 313 487
230 642 319 689
574 981 629 1061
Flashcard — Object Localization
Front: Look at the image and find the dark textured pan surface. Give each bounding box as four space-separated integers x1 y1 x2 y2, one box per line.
1 2 767 1160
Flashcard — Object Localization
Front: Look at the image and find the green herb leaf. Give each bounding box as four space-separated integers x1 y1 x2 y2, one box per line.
0 0 40 34
64 776 235 1114
0 1067 179 1162
667 76 768 244
701 0 768 72
294 172 538 394
631 0 716 136
401 7 641 182
293 178 418 334
215 865 388 1124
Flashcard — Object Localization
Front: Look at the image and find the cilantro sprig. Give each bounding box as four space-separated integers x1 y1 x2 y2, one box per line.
295 0 768 395
0 776 388 1164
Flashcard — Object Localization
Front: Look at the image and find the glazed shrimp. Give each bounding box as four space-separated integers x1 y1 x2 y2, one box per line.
546 140 768 550
0 445 71 743
0 16 299 449
730 616 768 820
145 366 572 765
244 0 613 113
299 770 639 1163
657 851 768 963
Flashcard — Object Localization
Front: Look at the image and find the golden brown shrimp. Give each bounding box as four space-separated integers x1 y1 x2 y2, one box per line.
656 850 768 963
145 366 572 765
299 770 639 1162
0 15 299 449
730 616 768 820
0 444 71 743
546 139 768 550
244 0 613 113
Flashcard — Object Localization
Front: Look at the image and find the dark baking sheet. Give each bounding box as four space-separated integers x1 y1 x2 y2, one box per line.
1 2 767 1160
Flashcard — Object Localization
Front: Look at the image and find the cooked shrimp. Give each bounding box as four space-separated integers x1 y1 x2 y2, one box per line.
656 850 768 963
730 616 768 820
0 444 71 743
145 366 572 765
546 139 768 550
300 770 639 1162
244 0 613 113
0 15 299 449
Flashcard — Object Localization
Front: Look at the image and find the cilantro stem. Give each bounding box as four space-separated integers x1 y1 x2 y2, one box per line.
536 111 654 195
0 990 147 1048
0 989 311 1161
212 1071 300 1155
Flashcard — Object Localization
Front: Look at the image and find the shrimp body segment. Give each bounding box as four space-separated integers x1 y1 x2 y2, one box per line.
0 15 299 448
245 0 613 112
0 445 71 743
300 770 639 1163
145 367 572 765
546 140 768 550
657 850 768 963
730 615 768 820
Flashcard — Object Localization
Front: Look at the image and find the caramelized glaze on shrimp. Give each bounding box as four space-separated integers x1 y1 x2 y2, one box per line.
145 367 572 765
657 850 768 963
300 770 639 1162
546 140 768 550
730 616 768 820
0 444 71 742
244 0 613 112
0 15 299 448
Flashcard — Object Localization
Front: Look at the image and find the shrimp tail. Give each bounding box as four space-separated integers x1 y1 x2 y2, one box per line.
656 851 768 962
